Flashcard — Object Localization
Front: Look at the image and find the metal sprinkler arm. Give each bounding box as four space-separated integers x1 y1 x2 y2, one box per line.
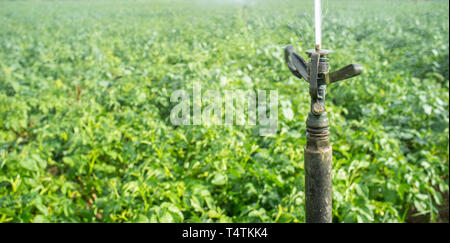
309 52 320 100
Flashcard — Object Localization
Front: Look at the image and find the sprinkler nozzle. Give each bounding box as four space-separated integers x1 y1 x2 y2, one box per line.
315 44 321 52
326 64 363 84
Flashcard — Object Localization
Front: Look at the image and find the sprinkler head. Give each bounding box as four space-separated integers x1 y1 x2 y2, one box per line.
284 45 363 100
285 45 362 84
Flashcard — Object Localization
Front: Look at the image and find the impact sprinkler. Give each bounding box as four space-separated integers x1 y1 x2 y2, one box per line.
284 45 362 223
283 0 363 224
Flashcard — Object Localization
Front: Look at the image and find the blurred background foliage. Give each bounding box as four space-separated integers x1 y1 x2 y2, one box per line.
0 0 448 222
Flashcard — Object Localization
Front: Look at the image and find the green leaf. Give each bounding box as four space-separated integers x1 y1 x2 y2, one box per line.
211 172 227 186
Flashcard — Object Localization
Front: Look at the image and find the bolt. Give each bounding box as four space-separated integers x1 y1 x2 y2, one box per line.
312 102 324 115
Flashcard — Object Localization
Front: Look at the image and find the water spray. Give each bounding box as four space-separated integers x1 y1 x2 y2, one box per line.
314 0 322 51
284 0 363 223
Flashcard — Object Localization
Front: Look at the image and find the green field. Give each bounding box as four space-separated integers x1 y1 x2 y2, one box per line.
0 0 448 223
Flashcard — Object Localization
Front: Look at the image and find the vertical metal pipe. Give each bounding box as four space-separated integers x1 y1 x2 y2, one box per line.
304 116 332 223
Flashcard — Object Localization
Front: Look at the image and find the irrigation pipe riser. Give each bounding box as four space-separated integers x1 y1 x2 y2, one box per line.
284 46 363 223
